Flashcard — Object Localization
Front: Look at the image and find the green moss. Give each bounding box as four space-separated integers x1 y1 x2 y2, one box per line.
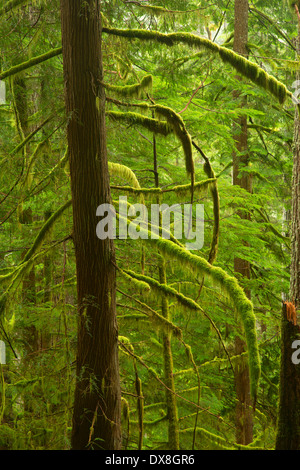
138 238 260 399
103 74 153 99
103 26 291 104
108 161 142 190
0 47 62 80
107 110 172 136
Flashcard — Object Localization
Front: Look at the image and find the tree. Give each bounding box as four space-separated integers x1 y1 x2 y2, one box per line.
232 0 253 445
60 0 121 450
275 1 300 450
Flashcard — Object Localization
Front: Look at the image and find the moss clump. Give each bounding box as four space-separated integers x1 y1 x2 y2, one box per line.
103 74 153 99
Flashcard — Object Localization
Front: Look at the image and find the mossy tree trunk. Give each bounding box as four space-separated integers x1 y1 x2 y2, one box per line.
232 0 253 445
60 0 122 450
275 15 300 450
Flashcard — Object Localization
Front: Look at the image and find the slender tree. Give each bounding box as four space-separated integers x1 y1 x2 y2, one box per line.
60 0 122 450
232 0 253 445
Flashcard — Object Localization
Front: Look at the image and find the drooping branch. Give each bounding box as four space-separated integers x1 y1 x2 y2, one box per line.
102 26 290 104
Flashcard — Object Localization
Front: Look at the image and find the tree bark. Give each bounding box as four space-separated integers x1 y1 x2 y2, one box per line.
60 0 121 450
275 16 300 449
232 0 253 445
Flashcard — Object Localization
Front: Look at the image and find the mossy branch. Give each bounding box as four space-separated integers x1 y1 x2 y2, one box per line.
0 47 62 80
107 107 194 183
116 211 260 400
111 178 215 198
107 110 172 136
103 74 152 99
102 26 290 104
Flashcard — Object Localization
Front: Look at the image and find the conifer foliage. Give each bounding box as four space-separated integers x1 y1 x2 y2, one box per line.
0 0 298 451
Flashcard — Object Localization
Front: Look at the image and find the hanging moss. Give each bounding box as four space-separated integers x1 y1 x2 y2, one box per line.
103 74 153 99
192 141 219 264
123 268 231 368
102 26 290 104
107 105 194 183
108 161 141 190
153 104 194 179
117 268 182 339
117 214 260 399
117 266 150 294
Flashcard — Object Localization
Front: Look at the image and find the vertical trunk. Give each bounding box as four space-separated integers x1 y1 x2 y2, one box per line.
159 262 179 450
153 131 179 450
275 304 300 450
232 0 253 445
275 15 300 450
60 0 121 450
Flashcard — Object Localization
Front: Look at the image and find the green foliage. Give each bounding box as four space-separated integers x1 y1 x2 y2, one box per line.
0 0 295 451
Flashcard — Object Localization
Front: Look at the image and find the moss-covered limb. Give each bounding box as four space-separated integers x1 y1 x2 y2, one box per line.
116 271 182 339
29 148 69 195
116 265 151 294
108 107 194 183
108 161 141 189
111 177 216 197
102 26 290 104
102 74 152 98
180 427 265 450
0 47 62 81
114 201 185 248
152 104 194 180
129 234 260 399
123 268 233 371
107 110 172 136
116 211 258 400
9 114 53 158
0 235 70 317
22 200 72 264
0 114 54 206
192 141 219 264
121 397 130 450
107 100 194 183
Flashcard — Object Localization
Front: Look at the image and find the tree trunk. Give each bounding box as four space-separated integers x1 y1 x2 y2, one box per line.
275 13 300 449
60 0 121 450
232 0 253 445
275 304 300 450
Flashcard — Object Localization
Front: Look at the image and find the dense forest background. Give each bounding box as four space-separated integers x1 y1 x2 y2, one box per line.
0 0 299 451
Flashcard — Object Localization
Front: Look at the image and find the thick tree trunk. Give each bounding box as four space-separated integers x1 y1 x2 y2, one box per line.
232 0 253 445
275 20 300 449
60 0 121 450
275 304 300 450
